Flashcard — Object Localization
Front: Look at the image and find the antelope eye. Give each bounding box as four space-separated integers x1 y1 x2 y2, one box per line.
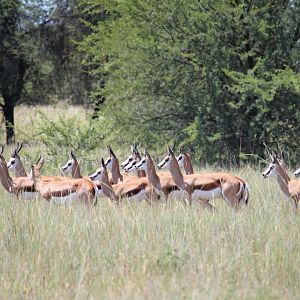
11 160 15 164
129 158 132 161
165 158 169 162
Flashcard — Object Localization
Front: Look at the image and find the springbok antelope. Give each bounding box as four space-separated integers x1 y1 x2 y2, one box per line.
61 150 103 196
177 149 194 175
120 144 146 178
7 142 27 177
89 158 158 204
105 145 136 184
132 151 214 207
157 147 249 208
0 146 35 196
263 153 300 210
7 142 65 182
32 157 96 205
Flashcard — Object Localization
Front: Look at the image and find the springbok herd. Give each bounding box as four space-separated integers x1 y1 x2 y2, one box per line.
0 143 300 211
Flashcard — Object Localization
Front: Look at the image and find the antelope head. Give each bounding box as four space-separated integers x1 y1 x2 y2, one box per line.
121 144 137 170
90 158 106 181
176 147 187 168
7 142 23 170
105 145 117 170
0 146 5 165
31 156 45 180
61 150 76 173
262 153 280 178
135 150 156 172
157 146 175 170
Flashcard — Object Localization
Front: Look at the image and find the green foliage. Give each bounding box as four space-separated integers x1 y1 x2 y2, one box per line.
80 0 300 164
32 112 104 156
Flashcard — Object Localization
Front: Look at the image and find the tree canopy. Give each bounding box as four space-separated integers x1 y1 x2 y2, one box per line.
80 0 300 163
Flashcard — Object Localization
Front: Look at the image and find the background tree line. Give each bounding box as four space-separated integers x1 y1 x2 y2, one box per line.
1 0 300 164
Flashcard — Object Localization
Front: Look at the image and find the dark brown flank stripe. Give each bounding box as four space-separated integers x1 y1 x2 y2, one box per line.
124 186 143 198
167 185 180 193
19 185 36 193
192 181 219 192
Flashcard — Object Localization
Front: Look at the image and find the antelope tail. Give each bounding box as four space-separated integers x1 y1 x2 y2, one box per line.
237 181 250 206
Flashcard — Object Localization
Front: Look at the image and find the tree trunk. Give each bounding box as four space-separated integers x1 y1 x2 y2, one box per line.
3 99 15 144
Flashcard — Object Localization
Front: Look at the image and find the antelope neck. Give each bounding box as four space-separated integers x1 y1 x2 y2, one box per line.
137 169 146 178
111 160 123 183
72 160 82 178
15 159 27 177
146 160 161 191
169 157 185 189
100 169 117 199
275 164 291 198
183 154 194 175
0 161 15 193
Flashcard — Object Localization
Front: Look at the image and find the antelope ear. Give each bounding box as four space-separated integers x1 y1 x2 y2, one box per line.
171 142 176 151
280 150 285 160
145 150 150 158
108 145 116 157
273 149 279 159
37 156 45 165
101 158 106 168
270 153 275 163
70 150 76 159
130 144 134 154
168 146 174 156
17 142 23 153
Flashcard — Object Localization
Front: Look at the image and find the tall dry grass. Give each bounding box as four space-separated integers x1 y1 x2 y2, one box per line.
0 104 299 299
0 167 299 299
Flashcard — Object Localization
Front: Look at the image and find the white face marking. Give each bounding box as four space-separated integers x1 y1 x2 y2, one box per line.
177 154 184 168
61 159 73 173
262 163 276 178
105 157 112 170
295 167 300 178
121 155 134 169
135 158 147 171
157 156 170 169
7 157 16 170
90 168 102 181
124 160 137 173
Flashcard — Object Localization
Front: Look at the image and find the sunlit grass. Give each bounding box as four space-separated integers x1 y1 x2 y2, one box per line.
0 167 299 299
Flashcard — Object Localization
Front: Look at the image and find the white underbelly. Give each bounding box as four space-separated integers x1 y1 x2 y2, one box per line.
192 188 222 200
126 190 147 202
168 190 186 201
95 189 105 198
50 193 78 205
19 192 37 199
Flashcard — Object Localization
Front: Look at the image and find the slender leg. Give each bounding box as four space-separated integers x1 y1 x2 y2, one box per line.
197 198 216 211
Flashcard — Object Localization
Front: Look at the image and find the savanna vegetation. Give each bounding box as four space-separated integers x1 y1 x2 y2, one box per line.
1 1 300 299
1 0 300 164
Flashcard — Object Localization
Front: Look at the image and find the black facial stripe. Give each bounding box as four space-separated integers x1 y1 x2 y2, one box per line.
265 166 274 176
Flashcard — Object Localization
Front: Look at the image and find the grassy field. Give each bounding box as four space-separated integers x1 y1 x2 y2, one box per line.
0 167 299 299
0 105 299 299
